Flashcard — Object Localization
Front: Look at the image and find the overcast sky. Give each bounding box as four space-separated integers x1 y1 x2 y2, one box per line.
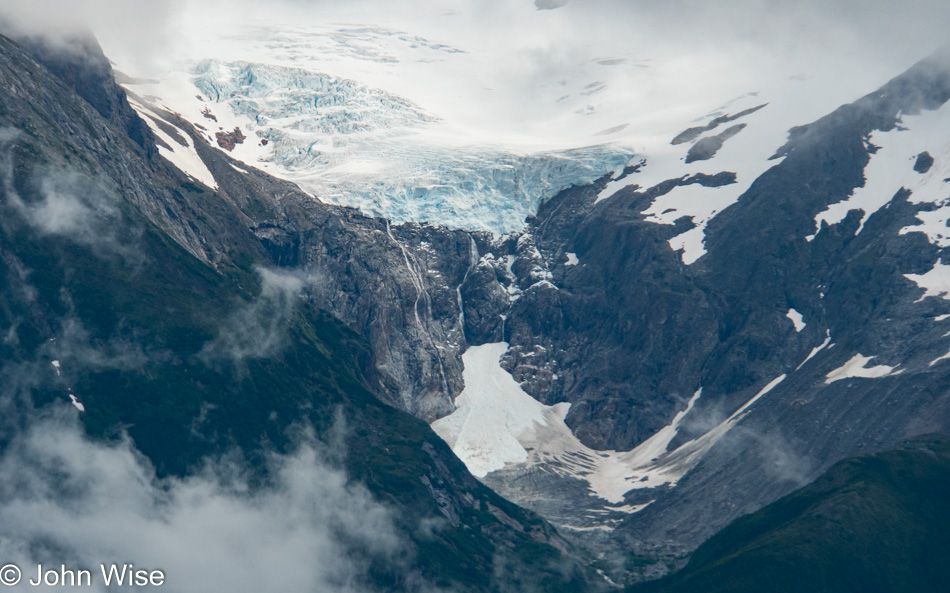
2 0 948 74
2 0 948 142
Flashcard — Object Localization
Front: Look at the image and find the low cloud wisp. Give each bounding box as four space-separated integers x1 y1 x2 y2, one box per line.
0 411 400 593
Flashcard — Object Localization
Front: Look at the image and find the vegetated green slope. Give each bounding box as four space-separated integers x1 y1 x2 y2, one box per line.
0 33 588 592
629 435 950 593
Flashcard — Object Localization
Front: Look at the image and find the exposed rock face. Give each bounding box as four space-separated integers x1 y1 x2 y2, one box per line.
11 32 155 155
215 126 245 151
535 0 570 9
914 150 934 173
671 103 767 145
685 123 745 163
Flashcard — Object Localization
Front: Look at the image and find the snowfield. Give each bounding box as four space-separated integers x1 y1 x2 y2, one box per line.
433 343 790 514
114 4 907 238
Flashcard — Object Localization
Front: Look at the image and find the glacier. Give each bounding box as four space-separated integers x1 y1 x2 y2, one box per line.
188 60 635 234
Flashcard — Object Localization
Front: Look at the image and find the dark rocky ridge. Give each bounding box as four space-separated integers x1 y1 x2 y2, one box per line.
609 47 950 559
914 150 934 173
671 103 767 145
629 434 950 593
685 123 745 163
12 32 155 155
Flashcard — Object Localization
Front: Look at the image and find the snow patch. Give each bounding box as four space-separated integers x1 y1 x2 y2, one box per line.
824 354 899 384
68 393 84 412
561 525 614 533
797 330 832 370
126 97 218 190
786 308 806 332
564 252 579 266
431 343 550 477
809 100 950 243
930 347 950 367
905 260 950 302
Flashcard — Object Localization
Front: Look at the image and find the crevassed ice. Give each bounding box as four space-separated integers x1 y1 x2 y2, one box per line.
191 60 634 234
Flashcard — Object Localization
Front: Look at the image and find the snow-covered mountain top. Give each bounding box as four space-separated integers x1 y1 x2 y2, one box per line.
111 3 930 234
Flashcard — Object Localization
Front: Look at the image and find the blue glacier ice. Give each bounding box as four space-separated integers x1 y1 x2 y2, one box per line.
192 60 635 234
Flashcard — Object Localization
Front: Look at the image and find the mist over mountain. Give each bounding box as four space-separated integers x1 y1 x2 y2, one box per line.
1 2 950 592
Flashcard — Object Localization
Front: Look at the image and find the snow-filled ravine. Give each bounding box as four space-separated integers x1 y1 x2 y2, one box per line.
431 343 788 515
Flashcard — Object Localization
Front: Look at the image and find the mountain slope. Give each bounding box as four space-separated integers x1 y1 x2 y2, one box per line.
9 23 950 591
137 42 950 574
629 435 950 593
0 32 590 593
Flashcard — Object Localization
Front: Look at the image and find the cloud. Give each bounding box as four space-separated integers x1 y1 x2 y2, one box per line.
0 0 183 72
0 410 401 593
5 1 950 158
0 131 143 262
46 318 154 372
732 425 815 487
2 0 948 81
199 267 321 363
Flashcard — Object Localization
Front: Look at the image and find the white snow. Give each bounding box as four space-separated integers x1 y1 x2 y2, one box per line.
935 314 950 322
431 342 553 477
930 347 950 367
126 97 218 190
810 100 950 243
68 393 85 413
796 330 833 370
561 525 615 533
106 2 906 241
786 308 806 332
593 71 879 264
824 354 899 384
434 343 788 505
905 260 950 302
565 252 579 266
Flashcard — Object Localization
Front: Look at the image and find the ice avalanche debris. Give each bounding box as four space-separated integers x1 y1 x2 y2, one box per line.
432 343 788 515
